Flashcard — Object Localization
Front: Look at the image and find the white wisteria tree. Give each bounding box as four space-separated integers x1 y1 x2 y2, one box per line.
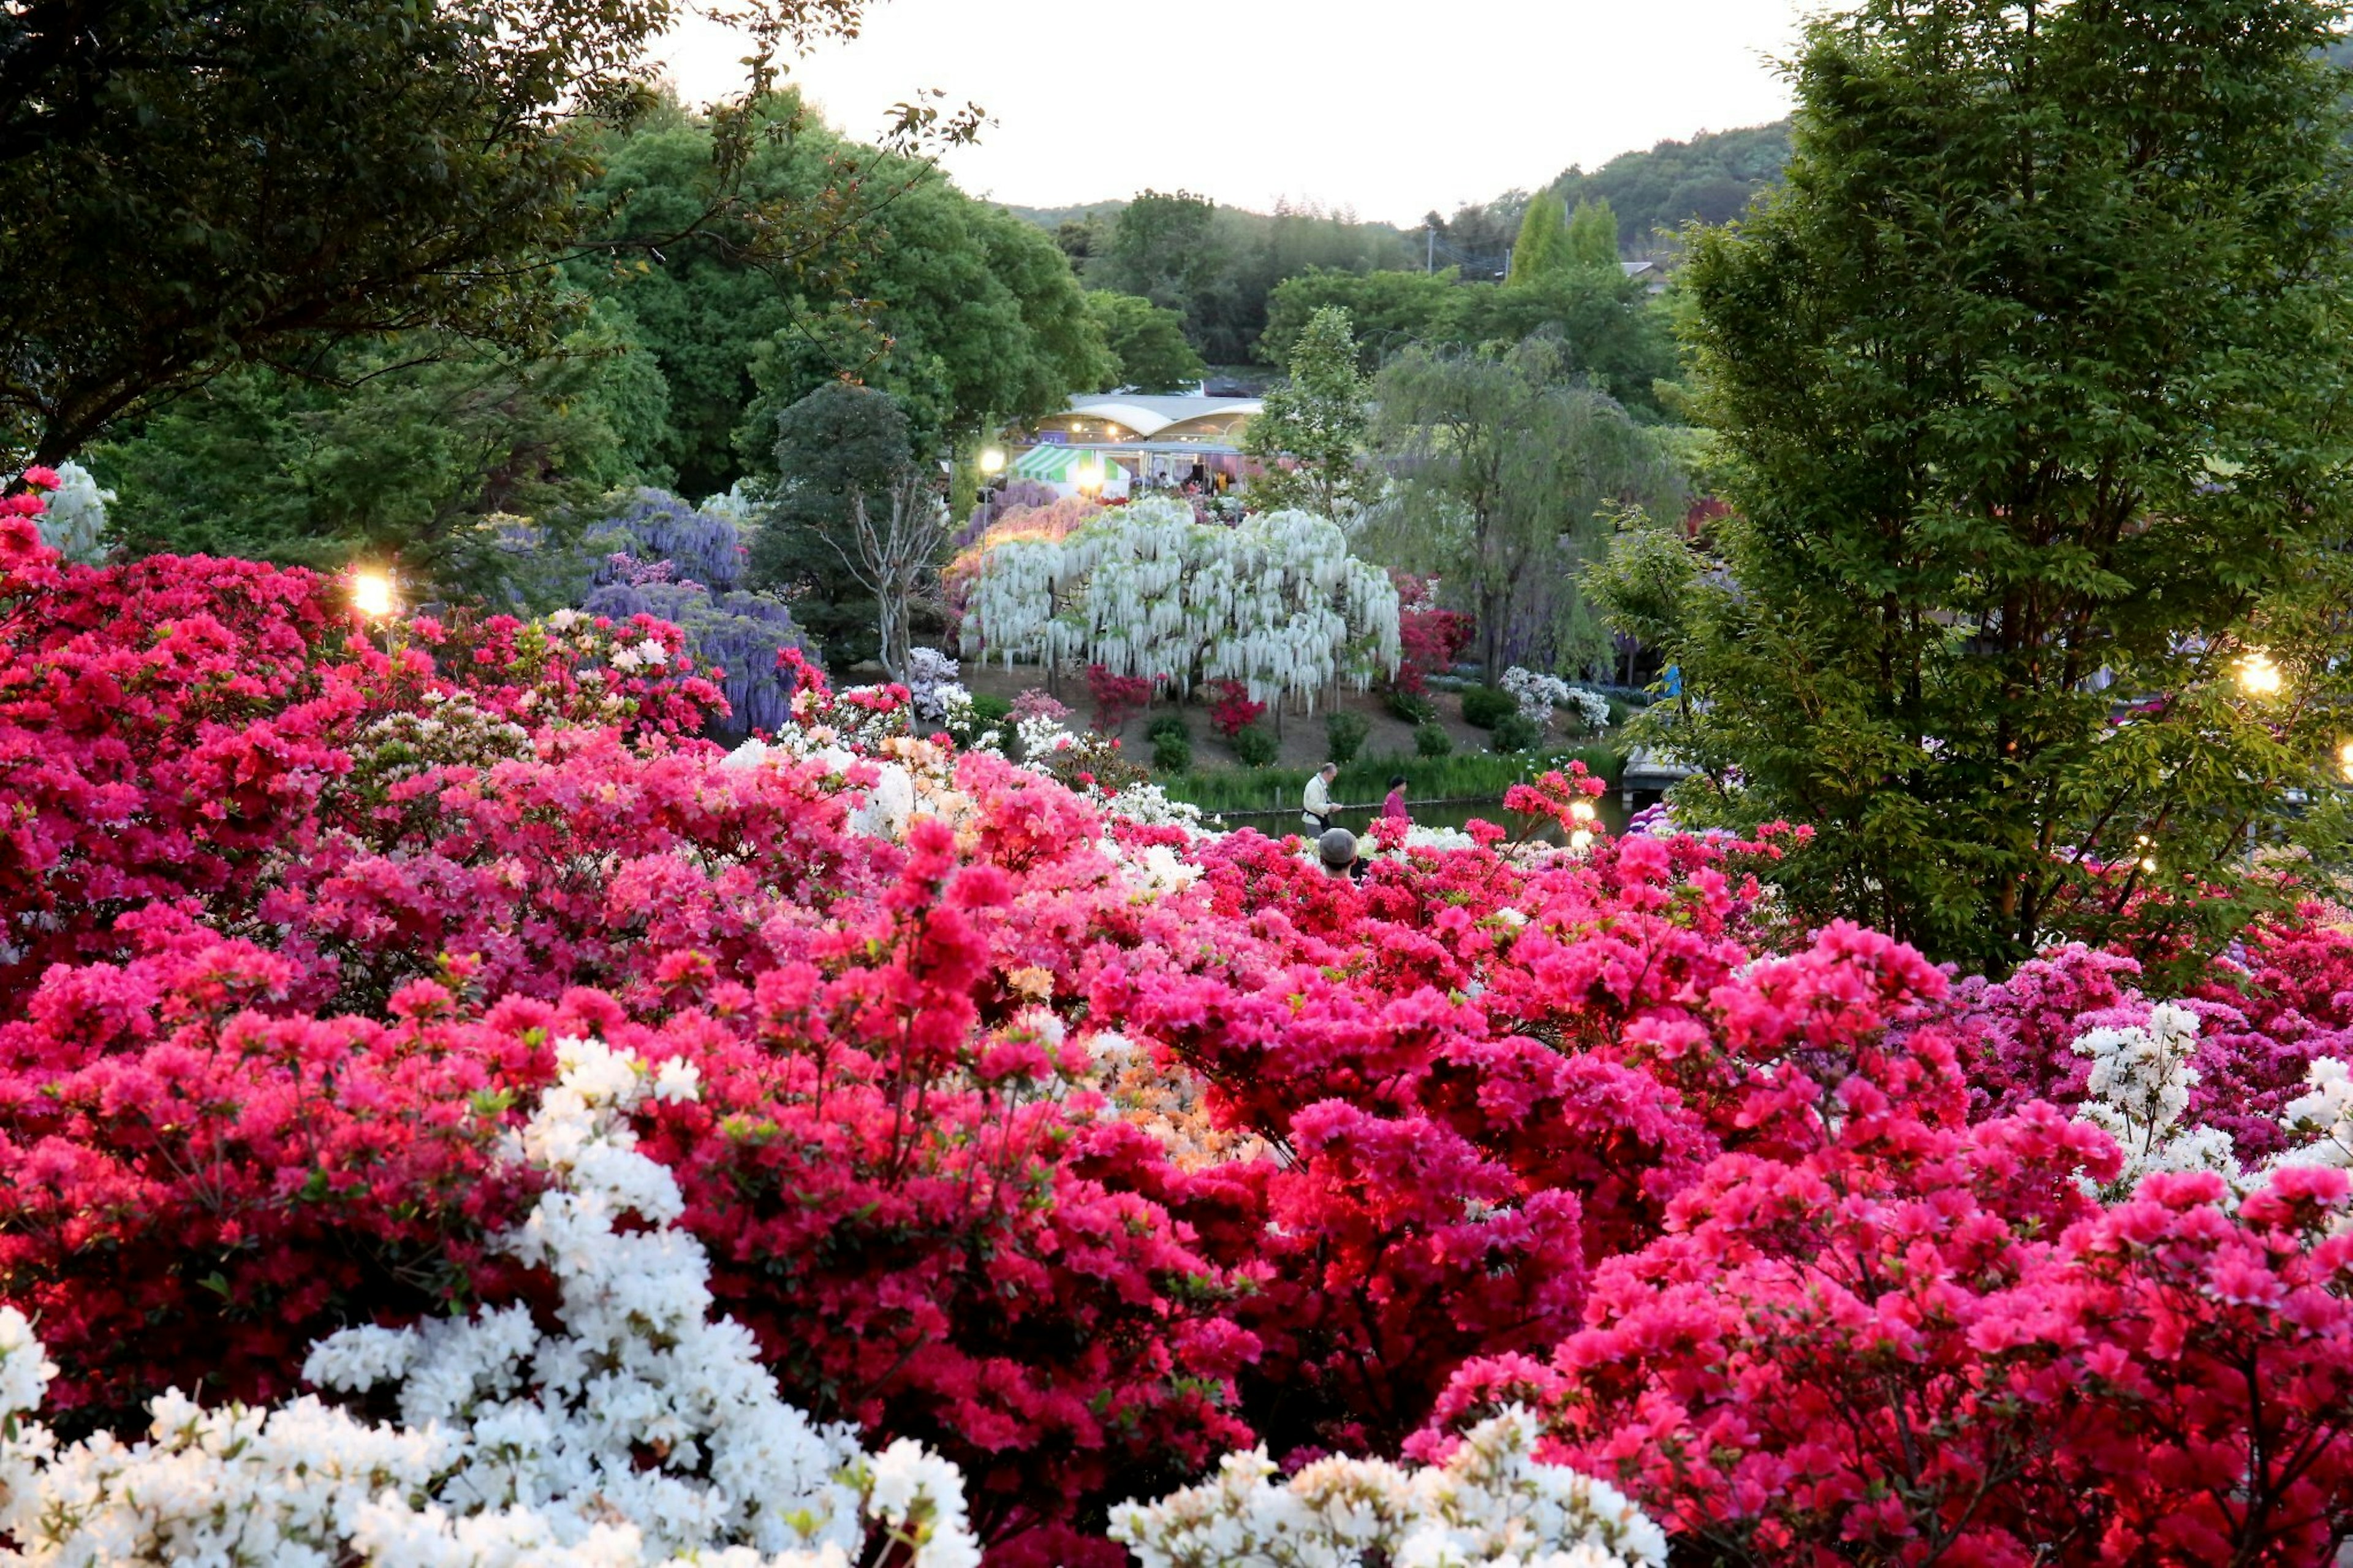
958 497 1400 714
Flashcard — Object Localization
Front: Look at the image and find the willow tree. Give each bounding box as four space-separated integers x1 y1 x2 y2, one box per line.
1368 336 1682 679
1654 0 2353 973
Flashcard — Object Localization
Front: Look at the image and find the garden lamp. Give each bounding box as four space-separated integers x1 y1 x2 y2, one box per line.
979 446 1006 476
1075 457 1105 497
352 569 396 621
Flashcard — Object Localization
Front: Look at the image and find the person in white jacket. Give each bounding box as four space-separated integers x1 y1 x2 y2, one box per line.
1302 763 1339 833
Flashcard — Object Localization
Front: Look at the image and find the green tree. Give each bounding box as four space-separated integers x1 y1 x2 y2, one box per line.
583 107 1109 496
1260 270 1458 370
1654 0 2353 972
1564 198 1621 269
1243 308 1372 520
1507 190 1572 284
1368 337 1681 678
1093 190 1228 346
0 0 881 468
1083 293 1206 393
91 308 665 591
749 381 945 674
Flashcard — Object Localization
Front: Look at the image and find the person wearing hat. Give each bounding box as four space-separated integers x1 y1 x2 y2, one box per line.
1317 827 1365 882
1381 775 1409 824
1302 762 1340 834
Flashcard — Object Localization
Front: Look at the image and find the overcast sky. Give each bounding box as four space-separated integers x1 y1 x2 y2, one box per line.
651 0 1812 226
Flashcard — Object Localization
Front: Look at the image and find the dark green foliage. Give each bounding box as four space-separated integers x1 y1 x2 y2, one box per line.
1260 268 1676 418
583 107 1110 496
1146 712 1190 743
1084 292 1205 393
1152 730 1193 773
1415 721 1454 758
1368 338 1685 676
1651 0 2353 972
1324 710 1371 765
94 313 664 593
1489 714 1541 753
1387 689 1437 725
1551 123 1792 254
0 0 735 464
1083 191 1416 366
1230 725 1279 767
746 382 915 668
1459 687 1515 730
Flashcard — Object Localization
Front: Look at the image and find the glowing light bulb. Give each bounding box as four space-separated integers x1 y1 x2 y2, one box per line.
1075 458 1105 496
2237 650 2283 697
352 570 395 619
979 446 1007 475
2340 740 2353 782
1569 829 1594 852
1569 800 1597 823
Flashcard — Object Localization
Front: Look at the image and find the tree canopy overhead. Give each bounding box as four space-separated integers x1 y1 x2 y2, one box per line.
0 0 964 468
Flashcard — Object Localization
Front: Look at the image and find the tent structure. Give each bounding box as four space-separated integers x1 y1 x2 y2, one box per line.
1007 443 1132 499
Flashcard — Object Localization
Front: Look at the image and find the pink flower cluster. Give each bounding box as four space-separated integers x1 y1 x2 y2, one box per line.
9 533 2353 1561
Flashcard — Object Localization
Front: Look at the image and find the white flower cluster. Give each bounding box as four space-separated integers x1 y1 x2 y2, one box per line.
2281 1057 2353 1168
1014 710 1077 763
1099 781 1213 836
608 638 672 674
1099 836 1204 900
1110 1406 1667 1568
0 1040 980 1568
2070 1003 2240 1189
961 499 1401 714
29 461 112 566
1499 668 1571 729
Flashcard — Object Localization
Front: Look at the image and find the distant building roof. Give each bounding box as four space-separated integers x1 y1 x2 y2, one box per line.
1059 393 1260 441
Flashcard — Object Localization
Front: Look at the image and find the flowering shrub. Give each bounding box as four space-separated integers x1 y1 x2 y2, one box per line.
0 1038 981 1567
16 531 2353 1562
1112 1407 1667 1568
1392 572 1474 696
1206 676 1267 740
1498 666 1609 735
1086 662 1154 732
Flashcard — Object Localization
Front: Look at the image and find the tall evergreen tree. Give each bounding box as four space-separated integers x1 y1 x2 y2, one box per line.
1648 0 2353 972
1506 191 1571 284
1563 198 1621 269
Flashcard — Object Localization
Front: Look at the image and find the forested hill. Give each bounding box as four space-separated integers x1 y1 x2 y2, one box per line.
1548 121 1792 256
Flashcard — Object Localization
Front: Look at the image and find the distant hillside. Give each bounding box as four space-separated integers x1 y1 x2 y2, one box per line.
1550 121 1792 256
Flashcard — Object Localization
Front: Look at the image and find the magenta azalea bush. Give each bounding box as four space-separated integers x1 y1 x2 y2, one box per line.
7 515 2353 1563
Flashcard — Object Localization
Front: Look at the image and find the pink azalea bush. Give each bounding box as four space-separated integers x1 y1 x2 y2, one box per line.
7 528 2353 1562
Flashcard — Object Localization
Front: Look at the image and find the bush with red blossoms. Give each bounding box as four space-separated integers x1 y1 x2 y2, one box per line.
12 532 2353 1561
1204 678 1265 740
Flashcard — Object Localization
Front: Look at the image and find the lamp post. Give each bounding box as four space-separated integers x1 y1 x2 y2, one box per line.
352 568 398 655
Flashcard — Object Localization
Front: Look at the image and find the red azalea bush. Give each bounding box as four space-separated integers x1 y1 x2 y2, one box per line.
1391 570 1475 695
11 532 2353 1561
1085 663 1153 733
1205 678 1265 740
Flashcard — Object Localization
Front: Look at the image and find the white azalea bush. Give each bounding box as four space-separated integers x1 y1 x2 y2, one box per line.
0 1042 979 1568
1109 1406 1669 1568
1499 670 1612 737
2068 1002 2241 1192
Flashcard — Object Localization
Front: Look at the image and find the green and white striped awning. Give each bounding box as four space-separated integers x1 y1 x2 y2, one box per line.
1009 444 1095 480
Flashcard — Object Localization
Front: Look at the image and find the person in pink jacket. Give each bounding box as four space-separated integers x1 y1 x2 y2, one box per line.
1381 775 1409 823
